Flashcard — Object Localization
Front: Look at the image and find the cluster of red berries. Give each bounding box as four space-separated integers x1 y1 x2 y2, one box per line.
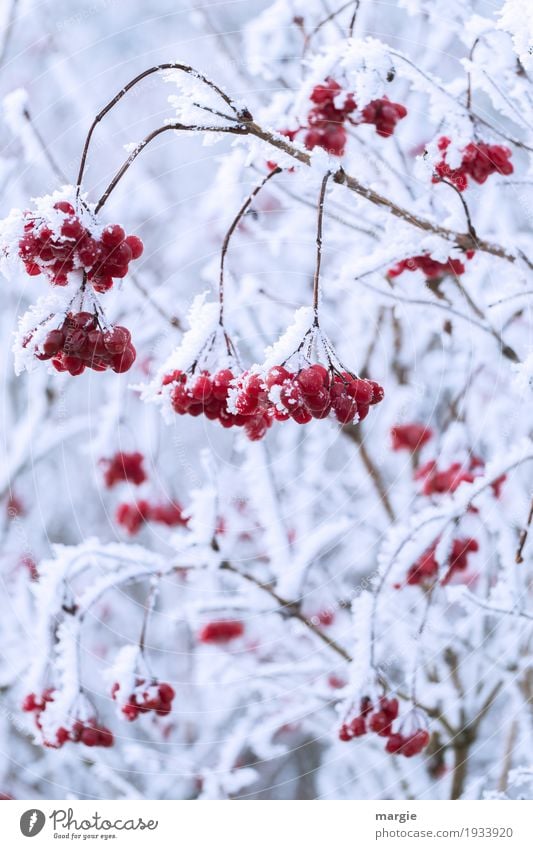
111 680 175 720
302 78 357 156
388 252 473 280
339 696 429 758
164 365 383 439
384 729 431 756
405 537 479 586
303 81 407 156
391 423 433 452
18 201 143 289
115 499 187 535
234 365 384 427
198 620 244 644
339 695 397 740
33 311 136 376
101 451 147 488
360 97 408 138
62 719 114 749
164 368 274 442
416 457 506 500
22 688 55 731
433 137 513 191
22 690 113 749
416 460 475 496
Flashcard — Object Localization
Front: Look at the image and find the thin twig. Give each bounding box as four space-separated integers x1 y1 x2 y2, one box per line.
516 497 533 564
218 167 281 323
76 62 251 191
0 0 18 69
219 558 353 662
312 171 331 317
342 424 396 521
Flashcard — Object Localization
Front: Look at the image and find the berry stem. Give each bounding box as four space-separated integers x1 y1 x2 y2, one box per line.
218 167 281 324
312 171 331 320
515 497 533 564
139 579 160 658
76 63 249 193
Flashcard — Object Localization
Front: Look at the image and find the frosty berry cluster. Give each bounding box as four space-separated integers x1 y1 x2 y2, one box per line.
112 679 175 720
388 252 473 280
280 79 407 158
416 458 505 498
18 200 143 290
163 364 384 441
165 367 274 442
32 311 136 376
115 499 188 535
405 537 479 587
391 423 433 452
198 620 244 644
101 451 147 488
433 137 513 191
339 696 429 758
22 689 113 749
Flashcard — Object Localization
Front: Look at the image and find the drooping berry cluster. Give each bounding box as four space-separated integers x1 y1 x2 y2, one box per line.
22 690 113 749
360 97 408 138
391 423 433 452
22 688 55 731
165 368 274 442
101 451 147 488
31 311 136 376
405 537 479 586
111 679 175 720
416 457 506 499
115 499 188 535
416 460 475 496
18 201 143 289
385 728 431 756
433 137 513 191
339 695 398 740
339 696 429 758
282 80 407 158
164 363 384 439
388 252 473 280
66 719 114 749
303 78 358 156
232 365 384 428
198 620 244 644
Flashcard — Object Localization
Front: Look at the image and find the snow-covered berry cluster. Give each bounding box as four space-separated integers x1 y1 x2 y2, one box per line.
115 499 188 535
360 97 408 138
198 620 244 644
339 696 430 758
388 252 473 280
163 363 384 440
303 77 358 156
283 79 407 158
433 137 513 191
22 690 113 749
391 423 433 452
385 728 431 756
233 365 383 427
404 537 479 586
18 200 143 289
112 679 175 720
165 367 274 441
28 311 136 376
101 451 147 488
416 457 505 498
